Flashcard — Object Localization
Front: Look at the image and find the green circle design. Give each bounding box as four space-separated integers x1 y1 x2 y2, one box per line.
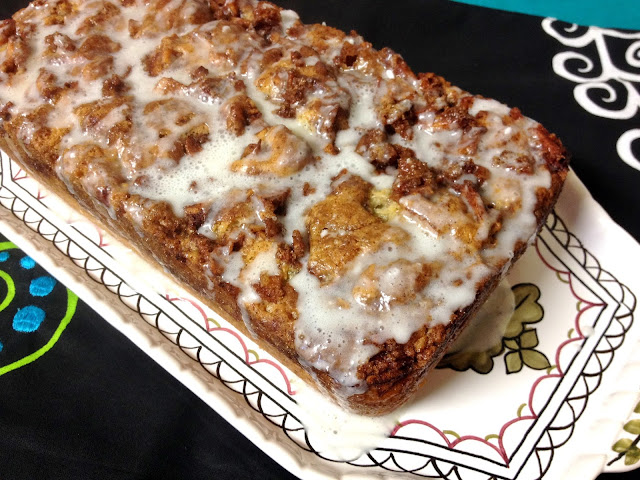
0 242 78 376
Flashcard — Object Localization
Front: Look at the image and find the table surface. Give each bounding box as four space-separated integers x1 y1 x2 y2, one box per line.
0 1 638 479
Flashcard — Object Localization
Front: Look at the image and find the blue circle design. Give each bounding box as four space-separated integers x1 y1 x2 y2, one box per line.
0 341 3 352
0 252 9 262
13 306 46 333
29 276 57 297
20 256 36 270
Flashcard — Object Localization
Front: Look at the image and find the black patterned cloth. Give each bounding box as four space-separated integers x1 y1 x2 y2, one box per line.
0 1 638 479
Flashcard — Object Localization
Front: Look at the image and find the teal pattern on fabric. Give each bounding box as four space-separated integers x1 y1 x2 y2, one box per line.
19 256 35 270
29 277 57 297
452 0 640 30
13 306 46 333
0 237 78 374
0 252 9 262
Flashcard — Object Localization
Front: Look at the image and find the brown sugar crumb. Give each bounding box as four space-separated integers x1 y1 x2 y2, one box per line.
102 74 128 97
75 2 121 36
223 94 261 136
379 97 417 139
36 70 66 103
143 34 192 77
276 229 306 277
356 129 396 170
252 1 281 38
292 230 305 258
169 123 210 159
509 107 523 121
188 75 231 103
190 65 209 80
253 273 288 303
355 129 417 171
418 72 451 106
0 19 17 45
183 126 209 155
335 41 360 69
77 34 120 60
44 32 76 57
261 47 283 68
433 96 478 132
81 55 114 81
302 182 316 196
277 243 300 276
491 151 536 175
0 101 14 121
303 23 346 55
73 96 132 136
42 0 76 26
392 156 438 200
183 202 208 230
0 27 29 75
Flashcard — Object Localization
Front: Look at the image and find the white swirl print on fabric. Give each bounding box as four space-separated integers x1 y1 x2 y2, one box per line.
617 129 640 170
542 18 640 170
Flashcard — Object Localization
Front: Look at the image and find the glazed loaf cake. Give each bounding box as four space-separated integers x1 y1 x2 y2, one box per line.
0 0 568 415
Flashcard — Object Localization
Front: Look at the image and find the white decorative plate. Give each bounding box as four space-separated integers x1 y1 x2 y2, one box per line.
0 149 639 479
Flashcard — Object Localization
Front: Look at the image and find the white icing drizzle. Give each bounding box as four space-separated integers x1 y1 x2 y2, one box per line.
292 378 398 460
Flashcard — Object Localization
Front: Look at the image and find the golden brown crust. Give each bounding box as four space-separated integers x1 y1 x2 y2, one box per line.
306 175 409 285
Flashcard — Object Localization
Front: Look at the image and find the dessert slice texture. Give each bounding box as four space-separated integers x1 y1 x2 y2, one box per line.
0 0 568 415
